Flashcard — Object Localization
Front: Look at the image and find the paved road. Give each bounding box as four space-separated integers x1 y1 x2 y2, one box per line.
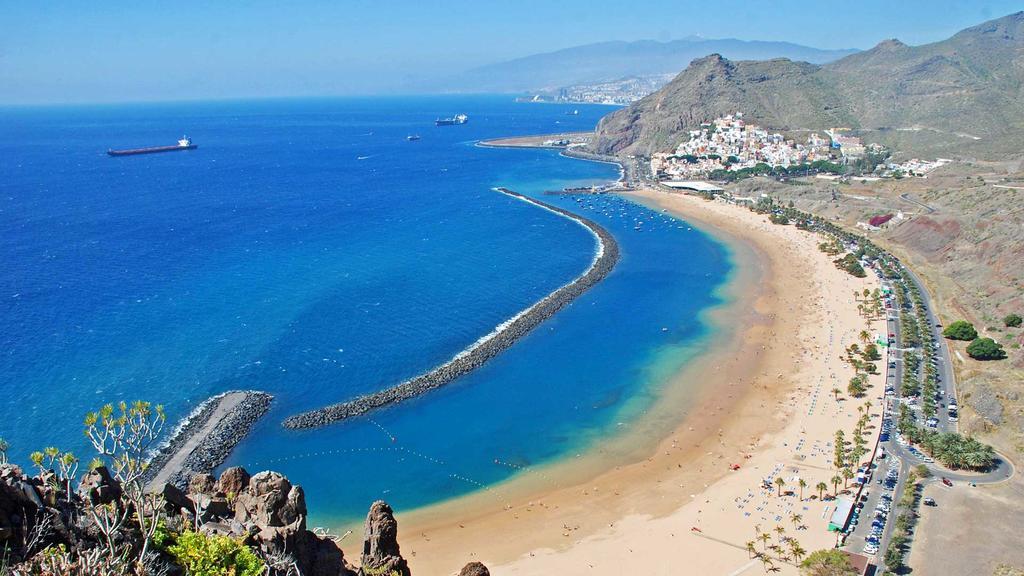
843 257 1012 570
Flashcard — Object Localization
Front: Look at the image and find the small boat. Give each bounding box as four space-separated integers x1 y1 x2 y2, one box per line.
436 114 468 126
567 109 580 116
407 135 421 141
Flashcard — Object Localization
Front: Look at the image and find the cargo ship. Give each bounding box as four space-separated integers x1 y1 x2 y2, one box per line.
435 114 468 126
108 136 197 157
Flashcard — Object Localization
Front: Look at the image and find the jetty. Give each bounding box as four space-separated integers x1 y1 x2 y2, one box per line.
282 187 620 429
145 390 272 489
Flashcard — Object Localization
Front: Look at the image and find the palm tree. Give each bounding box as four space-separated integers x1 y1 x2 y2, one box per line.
758 532 772 551
816 481 827 499
798 478 807 501
789 541 807 563
831 474 842 496
842 467 854 488
831 387 842 400
745 540 757 559
859 329 871 344
790 513 803 531
774 525 786 543
774 476 786 497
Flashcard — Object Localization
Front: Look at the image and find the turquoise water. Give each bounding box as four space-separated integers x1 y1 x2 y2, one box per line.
0 96 732 524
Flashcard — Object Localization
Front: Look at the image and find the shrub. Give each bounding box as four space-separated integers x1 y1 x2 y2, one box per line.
167 531 265 576
800 549 858 575
1004 313 1023 328
942 320 977 341
966 337 1007 360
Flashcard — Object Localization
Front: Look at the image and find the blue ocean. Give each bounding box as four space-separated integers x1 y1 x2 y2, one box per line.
0 95 732 525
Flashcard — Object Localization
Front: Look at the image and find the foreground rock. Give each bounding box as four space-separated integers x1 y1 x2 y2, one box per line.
2 461 486 575
359 501 410 576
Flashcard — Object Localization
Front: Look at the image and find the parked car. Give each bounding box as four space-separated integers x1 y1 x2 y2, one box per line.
924 497 937 506
942 477 953 487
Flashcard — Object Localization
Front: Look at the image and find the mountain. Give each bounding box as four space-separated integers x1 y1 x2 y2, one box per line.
592 12 1024 158
444 38 858 93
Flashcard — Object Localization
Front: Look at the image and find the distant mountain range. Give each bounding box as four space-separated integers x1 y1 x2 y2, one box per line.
442 38 858 93
592 12 1024 159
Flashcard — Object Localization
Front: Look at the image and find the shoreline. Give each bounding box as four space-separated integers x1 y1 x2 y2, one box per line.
282 187 620 429
386 188 886 575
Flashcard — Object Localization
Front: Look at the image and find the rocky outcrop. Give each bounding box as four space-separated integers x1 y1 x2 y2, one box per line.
78 466 122 505
217 466 250 498
359 501 410 576
4 460 487 576
0 465 40 553
283 188 620 429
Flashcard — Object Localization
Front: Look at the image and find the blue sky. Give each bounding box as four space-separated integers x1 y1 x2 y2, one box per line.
0 0 1018 104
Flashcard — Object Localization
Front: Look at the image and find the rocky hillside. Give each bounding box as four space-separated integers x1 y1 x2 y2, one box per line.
0 462 488 576
593 12 1024 159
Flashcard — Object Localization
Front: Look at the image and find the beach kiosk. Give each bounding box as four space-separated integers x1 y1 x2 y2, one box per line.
828 497 855 532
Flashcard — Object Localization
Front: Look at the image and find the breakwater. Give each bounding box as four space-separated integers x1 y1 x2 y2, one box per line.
282 187 620 429
145 390 273 489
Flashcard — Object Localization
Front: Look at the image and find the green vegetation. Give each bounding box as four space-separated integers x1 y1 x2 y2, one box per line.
799 548 857 575
847 374 867 397
167 531 265 576
902 430 997 470
967 337 1007 360
942 320 978 341
833 253 866 278
1004 313 1023 328
709 159 846 183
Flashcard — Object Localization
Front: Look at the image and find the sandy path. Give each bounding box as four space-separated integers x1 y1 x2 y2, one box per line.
395 190 885 575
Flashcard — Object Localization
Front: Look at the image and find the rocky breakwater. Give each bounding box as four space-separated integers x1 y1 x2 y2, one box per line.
145 390 273 490
283 187 620 429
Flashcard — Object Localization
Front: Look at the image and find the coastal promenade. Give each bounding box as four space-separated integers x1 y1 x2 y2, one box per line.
145 390 272 489
282 188 619 429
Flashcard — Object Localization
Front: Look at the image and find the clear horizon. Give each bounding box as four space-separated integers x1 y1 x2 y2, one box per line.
1 0 1019 105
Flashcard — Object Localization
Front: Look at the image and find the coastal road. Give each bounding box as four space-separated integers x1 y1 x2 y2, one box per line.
844 257 1010 570
898 262 959 433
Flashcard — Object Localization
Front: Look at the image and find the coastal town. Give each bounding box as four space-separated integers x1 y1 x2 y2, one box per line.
516 73 672 105
650 112 952 182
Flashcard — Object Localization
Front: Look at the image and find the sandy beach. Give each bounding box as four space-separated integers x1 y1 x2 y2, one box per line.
398 189 886 575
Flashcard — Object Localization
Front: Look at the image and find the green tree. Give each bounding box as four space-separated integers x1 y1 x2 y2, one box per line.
966 337 1007 360
1004 313 1023 328
942 320 978 341
800 549 857 575
884 543 904 572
